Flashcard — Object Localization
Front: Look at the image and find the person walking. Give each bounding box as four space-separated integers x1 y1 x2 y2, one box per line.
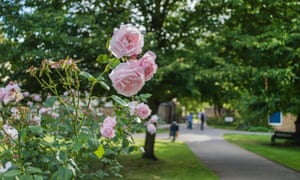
187 113 193 129
199 111 206 130
170 121 179 142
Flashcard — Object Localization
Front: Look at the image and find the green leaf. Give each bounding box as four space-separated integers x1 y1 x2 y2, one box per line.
3 170 22 177
26 166 42 174
51 167 73 180
73 140 82 153
139 93 152 102
111 95 128 107
28 126 43 136
108 58 120 69
99 81 110 91
33 175 44 180
19 175 33 180
79 71 96 82
94 144 105 159
96 54 108 64
44 96 58 107
88 138 99 150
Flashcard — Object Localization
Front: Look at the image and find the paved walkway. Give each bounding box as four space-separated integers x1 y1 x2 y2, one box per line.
155 123 300 180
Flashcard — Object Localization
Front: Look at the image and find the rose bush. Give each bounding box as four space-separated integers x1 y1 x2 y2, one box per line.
0 24 158 179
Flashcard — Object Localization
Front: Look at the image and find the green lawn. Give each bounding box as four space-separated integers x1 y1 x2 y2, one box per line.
106 139 218 180
224 133 300 171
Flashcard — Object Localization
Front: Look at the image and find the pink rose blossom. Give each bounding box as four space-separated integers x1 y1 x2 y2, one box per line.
103 116 117 127
100 125 115 138
135 103 151 119
128 101 138 115
30 115 41 126
51 112 60 119
109 61 145 97
0 88 5 101
27 101 33 107
147 123 156 135
3 82 24 105
22 91 30 97
138 51 158 81
149 114 159 124
109 24 144 58
3 124 18 140
39 107 52 115
31 93 42 102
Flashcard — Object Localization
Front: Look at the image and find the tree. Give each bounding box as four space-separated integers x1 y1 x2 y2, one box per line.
211 0 300 135
0 0 131 90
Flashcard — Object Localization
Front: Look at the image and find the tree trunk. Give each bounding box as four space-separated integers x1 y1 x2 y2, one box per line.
295 113 300 144
142 131 157 160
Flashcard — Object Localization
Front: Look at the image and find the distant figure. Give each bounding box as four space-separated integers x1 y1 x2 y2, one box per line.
187 113 193 129
170 121 179 142
199 111 206 130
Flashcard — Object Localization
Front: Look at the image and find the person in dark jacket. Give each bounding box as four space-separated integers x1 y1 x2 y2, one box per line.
170 121 179 142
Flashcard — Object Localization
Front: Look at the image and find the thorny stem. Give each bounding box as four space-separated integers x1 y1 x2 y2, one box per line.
78 81 96 134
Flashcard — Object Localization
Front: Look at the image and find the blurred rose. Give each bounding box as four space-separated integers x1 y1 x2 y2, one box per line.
3 124 18 140
103 116 117 127
135 103 151 119
0 88 5 101
31 93 42 102
30 115 41 126
51 112 60 119
3 82 23 105
149 114 159 124
10 107 20 120
27 101 33 107
100 125 115 138
22 91 30 97
138 51 157 81
109 61 145 97
109 24 144 58
128 101 138 115
147 123 156 135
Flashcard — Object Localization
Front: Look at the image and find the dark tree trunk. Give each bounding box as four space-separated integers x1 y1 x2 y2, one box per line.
142 131 157 160
295 113 300 144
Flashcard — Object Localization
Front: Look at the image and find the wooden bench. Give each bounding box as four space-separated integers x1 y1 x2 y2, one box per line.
271 131 295 144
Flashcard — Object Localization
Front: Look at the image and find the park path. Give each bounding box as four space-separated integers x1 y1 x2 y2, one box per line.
155 123 300 180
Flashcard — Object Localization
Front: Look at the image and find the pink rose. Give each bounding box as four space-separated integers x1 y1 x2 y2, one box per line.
3 124 18 140
30 115 41 126
147 123 156 135
149 114 159 124
136 103 151 119
31 93 42 102
100 125 115 138
3 82 24 105
109 61 145 97
109 24 144 58
0 88 5 101
103 116 117 127
128 101 138 116
138 51 158 81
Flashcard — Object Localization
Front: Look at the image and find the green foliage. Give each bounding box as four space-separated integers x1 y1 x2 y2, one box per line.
0 0 130 89
0 57 149 179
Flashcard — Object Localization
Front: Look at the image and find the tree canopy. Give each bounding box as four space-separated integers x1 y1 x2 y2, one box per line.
1 0 300 119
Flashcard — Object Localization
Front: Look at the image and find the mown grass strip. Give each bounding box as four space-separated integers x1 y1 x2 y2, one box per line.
224 133 300 171
106 139 218 180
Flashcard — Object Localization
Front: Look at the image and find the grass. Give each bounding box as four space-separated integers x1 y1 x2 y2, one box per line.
224 133 300 171
106 139 218 180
